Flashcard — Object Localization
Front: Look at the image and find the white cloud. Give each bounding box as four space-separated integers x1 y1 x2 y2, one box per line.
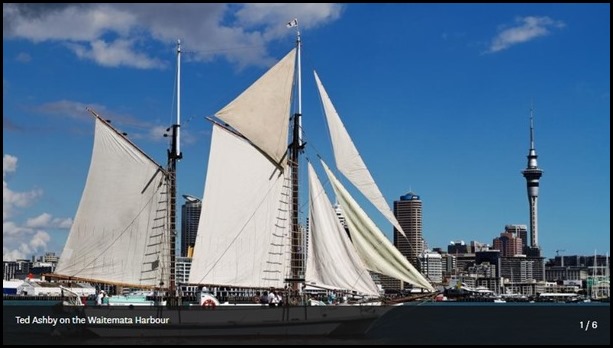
486 16 565 54
3 154 18 177
15 52 31 62
35 100 91 119
34 99 183 146
3 221 27 236
149 125 168 138
2 154 71 261
29 231 51 250
3 247 27 262
36 99 155 130
3 3 343 68
3 154 42 220
25 213 72 229
67 39 165 69
235 3 343 41
3 4 136 42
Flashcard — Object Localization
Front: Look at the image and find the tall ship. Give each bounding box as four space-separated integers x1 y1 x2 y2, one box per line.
50 20 434 337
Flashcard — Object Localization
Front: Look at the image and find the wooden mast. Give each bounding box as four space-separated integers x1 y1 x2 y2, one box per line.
288 21 305 293
167 39 183 299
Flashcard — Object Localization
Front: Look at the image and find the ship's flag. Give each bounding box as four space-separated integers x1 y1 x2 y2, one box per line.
287 18 298 28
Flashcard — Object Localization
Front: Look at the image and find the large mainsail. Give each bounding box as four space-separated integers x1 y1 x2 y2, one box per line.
215 48 296 165
190 48 297 289
321 160 435 292
314 71 406 237
306 162 380 296
55 116 170 287
188 125 291 288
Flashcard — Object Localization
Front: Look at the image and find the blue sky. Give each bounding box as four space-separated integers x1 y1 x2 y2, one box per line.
3 4 610 262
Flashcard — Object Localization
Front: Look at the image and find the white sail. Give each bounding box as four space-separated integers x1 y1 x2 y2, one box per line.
55 117 170 287
314 71 406 237
321 160 434 292
306 162 380 296
189 124 290 288
215 49 296 165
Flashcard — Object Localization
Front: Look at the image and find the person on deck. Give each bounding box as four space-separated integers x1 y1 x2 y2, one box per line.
260 291 269 305
268 290 279 307
96 290 105 306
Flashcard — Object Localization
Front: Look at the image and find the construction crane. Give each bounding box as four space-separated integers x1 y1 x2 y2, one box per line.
556 249 566 256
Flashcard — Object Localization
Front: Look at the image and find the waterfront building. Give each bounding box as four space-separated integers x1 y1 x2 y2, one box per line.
175 256 192 285
501 255 545 282
418 250 443 284
3 261 18 281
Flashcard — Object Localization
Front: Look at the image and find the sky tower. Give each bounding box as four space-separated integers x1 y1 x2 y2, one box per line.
521 107 543 251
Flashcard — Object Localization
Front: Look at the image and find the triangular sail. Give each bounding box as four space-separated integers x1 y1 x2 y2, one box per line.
314 71 406 237
55 117 170 287
215 49 296 165
306 162 380 296
189 124 290 288
321 160 434 292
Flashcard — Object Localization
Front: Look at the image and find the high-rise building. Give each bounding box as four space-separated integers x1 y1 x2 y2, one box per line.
504 224 529 249
175 256 192 285
493 231 523 257
393 192 423 268
448 241 468 255
521 107 543 253
418 251 442 283
181 195 202 257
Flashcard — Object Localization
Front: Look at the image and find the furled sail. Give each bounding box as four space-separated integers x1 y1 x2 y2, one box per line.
189 124 290 289
306 162 380 296
321 160 434 292
215 49 296 165
314 71 406 237
55 117 170 287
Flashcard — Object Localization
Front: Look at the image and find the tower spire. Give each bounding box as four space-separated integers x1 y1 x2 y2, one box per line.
529 103 535 151
521 105 543 252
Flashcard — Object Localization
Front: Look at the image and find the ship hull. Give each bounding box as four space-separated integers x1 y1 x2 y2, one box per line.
68 305 390 338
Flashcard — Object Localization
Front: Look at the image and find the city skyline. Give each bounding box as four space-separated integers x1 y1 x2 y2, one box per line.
3 4 610 261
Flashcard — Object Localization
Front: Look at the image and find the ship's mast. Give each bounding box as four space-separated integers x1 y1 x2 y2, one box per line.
288 20 304 292
167 39 183 296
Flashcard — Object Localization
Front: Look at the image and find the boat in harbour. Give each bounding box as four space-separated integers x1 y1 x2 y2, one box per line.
50 19 435 337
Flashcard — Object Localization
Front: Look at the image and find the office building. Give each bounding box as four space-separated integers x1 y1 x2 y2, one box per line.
181 194 202 257
393 192 423 268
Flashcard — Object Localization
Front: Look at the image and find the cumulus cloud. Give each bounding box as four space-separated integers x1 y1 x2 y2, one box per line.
35 99 171 141
25 213 72 229
15 52 31 63
3 154 17 176
35 100 95 120
3 154 42 220
3 3 343 69
486 16 565 54
67 39 165 69
3 154 72 261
